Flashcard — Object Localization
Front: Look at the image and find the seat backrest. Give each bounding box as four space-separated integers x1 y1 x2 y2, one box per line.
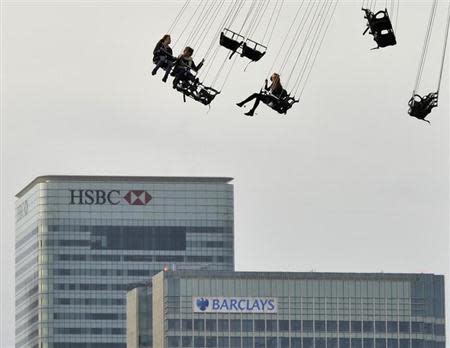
241 43 265 61
220 32 242 51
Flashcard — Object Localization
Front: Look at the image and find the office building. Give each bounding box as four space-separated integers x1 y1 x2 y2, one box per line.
128 271 445 348
15 175 234 348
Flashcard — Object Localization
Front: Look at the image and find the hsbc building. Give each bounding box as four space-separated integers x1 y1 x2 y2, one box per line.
15 175 234 348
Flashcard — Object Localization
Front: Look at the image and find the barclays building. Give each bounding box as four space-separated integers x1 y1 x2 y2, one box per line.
15 176 234 348
128 270 446 348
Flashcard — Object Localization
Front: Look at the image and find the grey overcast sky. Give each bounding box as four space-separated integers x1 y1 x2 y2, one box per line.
1 0 449 346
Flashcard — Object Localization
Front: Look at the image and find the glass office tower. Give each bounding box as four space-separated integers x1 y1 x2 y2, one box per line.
135 271 445 348
15 176 234 348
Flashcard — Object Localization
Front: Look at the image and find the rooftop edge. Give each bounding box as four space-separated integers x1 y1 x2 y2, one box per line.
16 175 234 198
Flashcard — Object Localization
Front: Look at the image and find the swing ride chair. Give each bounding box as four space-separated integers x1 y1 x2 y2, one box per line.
220 29 244 58
362 8 397 49
261 90 299 115
241 38 267 61
173 76 220 106
220 28 267 62
408 92 439 120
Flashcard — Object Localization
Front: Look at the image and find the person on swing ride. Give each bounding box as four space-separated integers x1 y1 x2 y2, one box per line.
151 34 175 82
172 46 205 89
236 73 287 116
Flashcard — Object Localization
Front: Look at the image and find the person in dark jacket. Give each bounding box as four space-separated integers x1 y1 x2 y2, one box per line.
172 47 204 89
236 73 287 116
152 34 175 82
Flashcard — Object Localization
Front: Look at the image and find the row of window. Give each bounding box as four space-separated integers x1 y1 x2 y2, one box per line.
45 239 230 249
54 298 125 306
167 319 445 336
55 283 128 291
55 328 125 335
53 343 125 348
55 254 233 263
47 225 231 234
53 312 126 320
166 336 445 348
54 268 152 277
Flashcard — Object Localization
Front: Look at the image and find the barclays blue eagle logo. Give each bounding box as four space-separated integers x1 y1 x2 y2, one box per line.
196 298 209 311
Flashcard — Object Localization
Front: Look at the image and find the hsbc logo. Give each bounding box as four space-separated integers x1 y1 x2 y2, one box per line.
69 190 152 206
123 191 152 205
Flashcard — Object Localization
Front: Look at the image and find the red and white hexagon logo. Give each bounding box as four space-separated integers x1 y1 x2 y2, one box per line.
123 191 152 206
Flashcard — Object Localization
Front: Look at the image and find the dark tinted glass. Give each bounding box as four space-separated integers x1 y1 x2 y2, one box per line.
315 320 325 332
182 319 192 331
218 319 228 332
399 322 410 333
316 338 326 348
230 319 240 332
387 321 398 333
303 320 313 332
339 320 350 332
388 339 398 348
91 226 186 250
327 320 337 332
194 319 204 332
364 339 374 348
206 337 217 348
291 320 301 332
351 338 362 348
303 338 313 348
254 320 265 332
363 321 374 333
280 338 290 348
376 339 386 348
242 319 252 332
292 338 301 348
206 319 216 332
339 338 350 348
327 338 338 348
266 320 277 332
376 321 386 333
351 321 362 332
279 320 289 331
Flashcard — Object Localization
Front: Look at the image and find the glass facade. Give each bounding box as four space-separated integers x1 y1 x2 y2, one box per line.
147 271 446 348
15 176 234 348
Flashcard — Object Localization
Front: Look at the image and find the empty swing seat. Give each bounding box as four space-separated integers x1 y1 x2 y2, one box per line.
220 29 244 59
408 92 438 120
363 8 397 48
241 41 266 62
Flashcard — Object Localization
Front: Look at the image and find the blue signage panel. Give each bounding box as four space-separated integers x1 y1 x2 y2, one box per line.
193 297 278 313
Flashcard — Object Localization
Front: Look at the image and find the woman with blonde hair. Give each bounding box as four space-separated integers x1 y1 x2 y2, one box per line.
236 73 287 116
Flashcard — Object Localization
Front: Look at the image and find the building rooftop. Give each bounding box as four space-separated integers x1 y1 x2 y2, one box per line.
16 175 234 198
157 270 442 282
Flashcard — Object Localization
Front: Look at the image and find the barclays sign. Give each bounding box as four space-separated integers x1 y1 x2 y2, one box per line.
193 297 277 314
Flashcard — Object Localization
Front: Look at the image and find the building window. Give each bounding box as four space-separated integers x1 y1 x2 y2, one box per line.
303 320 313 332
194 319 204 332
339 320 350 332
205 319 216 332
242 319 252 332
218 319 229 332
230 319 240 332
168 336 180 347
